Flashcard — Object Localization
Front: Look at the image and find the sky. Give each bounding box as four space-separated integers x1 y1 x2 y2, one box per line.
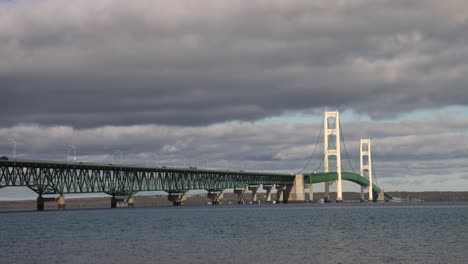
1 0 468 196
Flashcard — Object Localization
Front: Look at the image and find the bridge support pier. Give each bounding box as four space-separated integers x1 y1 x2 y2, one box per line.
324 182 331 203
360 139 373 202
37 194 44 211
234 188 246 204
323 111 343 203
248 185 259 204
283 185 293 203
111 195 117 208
377 189 385 202
207 191 224 205
127 196 134 208
168 193 187 206
263 185 273 204
360 186 366 202
285 174 305 203
307 184 314 202
57 195 65 210
276 185 285 203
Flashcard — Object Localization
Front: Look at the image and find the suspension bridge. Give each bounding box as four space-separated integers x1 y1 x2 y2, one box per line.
0 111 391 210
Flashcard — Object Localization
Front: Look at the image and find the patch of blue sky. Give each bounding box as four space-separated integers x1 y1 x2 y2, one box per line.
0 0 17 4
258 105 468 125
258 109 377 124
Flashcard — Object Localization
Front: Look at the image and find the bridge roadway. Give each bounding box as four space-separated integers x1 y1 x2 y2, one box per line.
0 159 391 209
305 172 393 200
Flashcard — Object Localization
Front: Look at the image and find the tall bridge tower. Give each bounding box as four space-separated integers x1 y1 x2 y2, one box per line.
360 139 373 201
324 111 343 202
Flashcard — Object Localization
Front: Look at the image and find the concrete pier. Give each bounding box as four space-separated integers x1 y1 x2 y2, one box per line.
285 174 306 203
233 188 246 204
283 185 293 203
57 195 65 210
276 185 285 203
207 191 224 205
127 196 134 208
377 189 385 202
360 186 365 202
111 195 117 208
37 195 44 211
168 193 187 206
307 184 314 202
248 185 259 204
263 185 273 204
324 182 331 203
110 196 127 208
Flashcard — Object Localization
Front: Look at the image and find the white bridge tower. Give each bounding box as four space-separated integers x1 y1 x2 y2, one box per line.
360 139 373 202
323 111 343 203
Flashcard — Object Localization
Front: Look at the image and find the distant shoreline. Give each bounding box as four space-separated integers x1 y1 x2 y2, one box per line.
1 192 467 211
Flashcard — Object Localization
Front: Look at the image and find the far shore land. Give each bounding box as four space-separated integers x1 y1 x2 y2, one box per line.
1 192 467 211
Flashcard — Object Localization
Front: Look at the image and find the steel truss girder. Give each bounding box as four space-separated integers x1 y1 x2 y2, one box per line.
0 160 294 195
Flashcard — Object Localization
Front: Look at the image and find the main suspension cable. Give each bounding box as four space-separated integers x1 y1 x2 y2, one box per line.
297 119 324 174
339 120 357 174
371 153 379 186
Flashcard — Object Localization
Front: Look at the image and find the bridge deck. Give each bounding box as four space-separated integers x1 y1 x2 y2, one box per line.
305 172 393 200
0 160 294 195
0 160 391 200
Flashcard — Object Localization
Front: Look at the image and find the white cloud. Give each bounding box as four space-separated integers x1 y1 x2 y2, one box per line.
1 0 467 192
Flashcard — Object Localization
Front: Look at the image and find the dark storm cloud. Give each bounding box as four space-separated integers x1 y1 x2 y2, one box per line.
1 0 468 127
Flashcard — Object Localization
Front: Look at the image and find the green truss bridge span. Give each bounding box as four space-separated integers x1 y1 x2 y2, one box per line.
0 160 293 195
0 159 391 209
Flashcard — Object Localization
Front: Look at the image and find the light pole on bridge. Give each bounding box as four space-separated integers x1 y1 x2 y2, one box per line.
153 153 159 166
68 145 76 163
8 138 16 160
200 159 209 169
112 150 123 164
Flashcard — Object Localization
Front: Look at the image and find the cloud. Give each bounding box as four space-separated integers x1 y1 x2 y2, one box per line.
1 1 468 192
1 0 468 127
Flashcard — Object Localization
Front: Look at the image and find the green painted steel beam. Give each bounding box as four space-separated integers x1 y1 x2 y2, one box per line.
305 172 393 200
0 160 295 195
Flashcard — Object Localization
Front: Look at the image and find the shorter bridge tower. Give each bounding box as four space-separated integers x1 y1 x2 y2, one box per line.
360 139 373 202
324 111 343 202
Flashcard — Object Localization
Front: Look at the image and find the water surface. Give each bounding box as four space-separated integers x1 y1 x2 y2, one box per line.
1 203 467 264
